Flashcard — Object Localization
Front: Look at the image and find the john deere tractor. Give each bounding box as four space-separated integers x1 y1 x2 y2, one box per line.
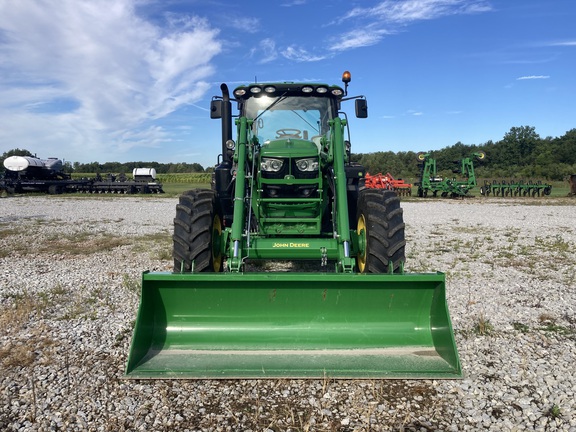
126 72 461 379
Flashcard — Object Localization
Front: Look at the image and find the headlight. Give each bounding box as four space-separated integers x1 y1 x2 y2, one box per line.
261 158 284 172
295 158 318 172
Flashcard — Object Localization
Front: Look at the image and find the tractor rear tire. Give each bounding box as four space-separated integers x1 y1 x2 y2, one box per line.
173 189 223 273
356 189 406 273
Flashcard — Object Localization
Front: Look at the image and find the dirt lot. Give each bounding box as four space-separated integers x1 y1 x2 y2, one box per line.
1 196 575 431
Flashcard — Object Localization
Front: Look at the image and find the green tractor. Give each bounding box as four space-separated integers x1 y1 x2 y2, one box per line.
125 72 461 379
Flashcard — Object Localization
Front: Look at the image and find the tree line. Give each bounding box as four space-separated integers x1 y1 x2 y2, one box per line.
0 149 206 174
70 161 206 174
2 126 575 180
352 126 576 181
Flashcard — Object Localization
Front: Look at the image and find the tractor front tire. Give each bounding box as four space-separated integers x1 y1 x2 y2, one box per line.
173 189 223 273
356 189 406 273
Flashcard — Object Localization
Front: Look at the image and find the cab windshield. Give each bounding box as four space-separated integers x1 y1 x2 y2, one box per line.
243 96 332 143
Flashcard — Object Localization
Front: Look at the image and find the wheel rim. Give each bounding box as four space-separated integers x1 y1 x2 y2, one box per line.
212 214 223 271
356 214 367 273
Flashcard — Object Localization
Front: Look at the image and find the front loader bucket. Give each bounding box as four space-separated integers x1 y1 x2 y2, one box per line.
125 272 461 379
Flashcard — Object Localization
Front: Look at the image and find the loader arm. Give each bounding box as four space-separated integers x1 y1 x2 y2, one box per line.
329 117 355 272
228 117 252 272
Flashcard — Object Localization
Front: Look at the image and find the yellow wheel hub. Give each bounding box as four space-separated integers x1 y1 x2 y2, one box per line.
356 214 367 273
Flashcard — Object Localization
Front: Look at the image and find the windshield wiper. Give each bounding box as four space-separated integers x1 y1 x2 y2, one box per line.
254 93 288 122
291 110 320 134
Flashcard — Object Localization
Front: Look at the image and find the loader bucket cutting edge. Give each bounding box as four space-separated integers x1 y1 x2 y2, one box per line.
125 271 462 379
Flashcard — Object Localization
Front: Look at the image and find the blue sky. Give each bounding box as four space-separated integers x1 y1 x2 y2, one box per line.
0 0 575 169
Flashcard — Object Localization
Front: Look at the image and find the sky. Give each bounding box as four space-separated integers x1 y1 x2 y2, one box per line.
0 0 575 169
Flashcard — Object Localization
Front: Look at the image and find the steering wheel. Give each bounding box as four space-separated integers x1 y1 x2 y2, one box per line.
276 128 302 138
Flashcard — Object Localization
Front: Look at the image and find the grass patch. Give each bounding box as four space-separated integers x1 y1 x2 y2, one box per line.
0 291 39 331
535 235 571 254
2 216 172 260
452 226 485 235
155 247 172 261
122 274 141 295
5 231 130 257
131 231 173 261
0 225 20 239
512 322 530 333
41 232 129 255
0 342 37 368
537 323 575 336
547 404 562 419
474 314 494 336
511 317 574 337
0 292 61 368
161 182 210 195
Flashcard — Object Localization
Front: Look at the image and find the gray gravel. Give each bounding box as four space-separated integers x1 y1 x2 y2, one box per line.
1 195 575 431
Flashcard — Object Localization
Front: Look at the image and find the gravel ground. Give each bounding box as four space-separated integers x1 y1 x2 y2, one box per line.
1 195 575 431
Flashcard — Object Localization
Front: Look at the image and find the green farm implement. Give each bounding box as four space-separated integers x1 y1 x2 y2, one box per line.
416 152 485 198
125 72 461 379
479 179 552 197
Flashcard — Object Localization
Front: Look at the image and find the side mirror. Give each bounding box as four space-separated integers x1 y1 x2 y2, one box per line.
210 100 223 119
355 99 368 118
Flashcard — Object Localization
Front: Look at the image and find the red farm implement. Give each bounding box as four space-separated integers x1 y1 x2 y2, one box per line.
365 172 412 196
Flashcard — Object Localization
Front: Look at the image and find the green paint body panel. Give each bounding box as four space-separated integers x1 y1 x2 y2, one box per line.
261 138 318 157
125 271 461 379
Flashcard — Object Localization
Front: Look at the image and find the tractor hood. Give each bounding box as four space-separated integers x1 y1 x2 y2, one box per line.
260 138 319 158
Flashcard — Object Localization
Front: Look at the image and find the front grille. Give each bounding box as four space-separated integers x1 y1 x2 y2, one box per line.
263 184 319 198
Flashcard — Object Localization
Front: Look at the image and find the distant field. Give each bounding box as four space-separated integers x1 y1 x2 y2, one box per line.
156 173 211 184
70 173 211 196
162 182 210 195
68 173 571 197
71 172 211 183
155 174 211 195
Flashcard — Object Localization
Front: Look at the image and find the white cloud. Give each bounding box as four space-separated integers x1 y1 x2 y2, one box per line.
226 16 260 33
517 75 550 80
344 0 492 23
251 39 326 64
331 0 491 51
282 46 326 62
329 28 392 51
548 41 576 47
253 38 279 64
0 0 221 162
281 0 307 6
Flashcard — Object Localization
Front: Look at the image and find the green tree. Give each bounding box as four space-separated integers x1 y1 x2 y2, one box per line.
190 163 205 172
555 129 576 165
501 126 540 166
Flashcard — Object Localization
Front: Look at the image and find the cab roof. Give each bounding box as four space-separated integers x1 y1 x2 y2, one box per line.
232 82 346 100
